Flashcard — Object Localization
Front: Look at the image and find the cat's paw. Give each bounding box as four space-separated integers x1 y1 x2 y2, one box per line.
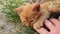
33 22 43 29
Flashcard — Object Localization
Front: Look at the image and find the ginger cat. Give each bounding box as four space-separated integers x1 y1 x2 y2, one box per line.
14 1 60 29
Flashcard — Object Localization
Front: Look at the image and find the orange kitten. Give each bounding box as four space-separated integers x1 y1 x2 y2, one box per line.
14 1 60 29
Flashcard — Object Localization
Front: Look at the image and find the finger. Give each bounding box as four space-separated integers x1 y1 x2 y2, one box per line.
38 28 49 34
45 20 55 30
50 18 60 26
33 27 49 34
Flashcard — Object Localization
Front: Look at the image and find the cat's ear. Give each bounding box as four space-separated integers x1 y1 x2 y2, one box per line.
13 6 24 13
32 3 40 12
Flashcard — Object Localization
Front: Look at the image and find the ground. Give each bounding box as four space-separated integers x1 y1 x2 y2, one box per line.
0 11 21 34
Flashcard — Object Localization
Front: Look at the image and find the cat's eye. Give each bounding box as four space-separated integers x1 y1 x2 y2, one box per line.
30 19 33 22
23 20 26 22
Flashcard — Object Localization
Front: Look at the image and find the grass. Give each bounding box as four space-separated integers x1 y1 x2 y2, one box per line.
0 0 38 34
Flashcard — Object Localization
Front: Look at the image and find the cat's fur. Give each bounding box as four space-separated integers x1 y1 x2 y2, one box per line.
14 1 60 29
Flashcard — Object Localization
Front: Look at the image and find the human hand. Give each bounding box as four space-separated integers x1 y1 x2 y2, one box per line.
33 18 60 34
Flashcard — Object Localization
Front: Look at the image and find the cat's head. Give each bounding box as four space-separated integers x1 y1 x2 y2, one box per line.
14 3 41 26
